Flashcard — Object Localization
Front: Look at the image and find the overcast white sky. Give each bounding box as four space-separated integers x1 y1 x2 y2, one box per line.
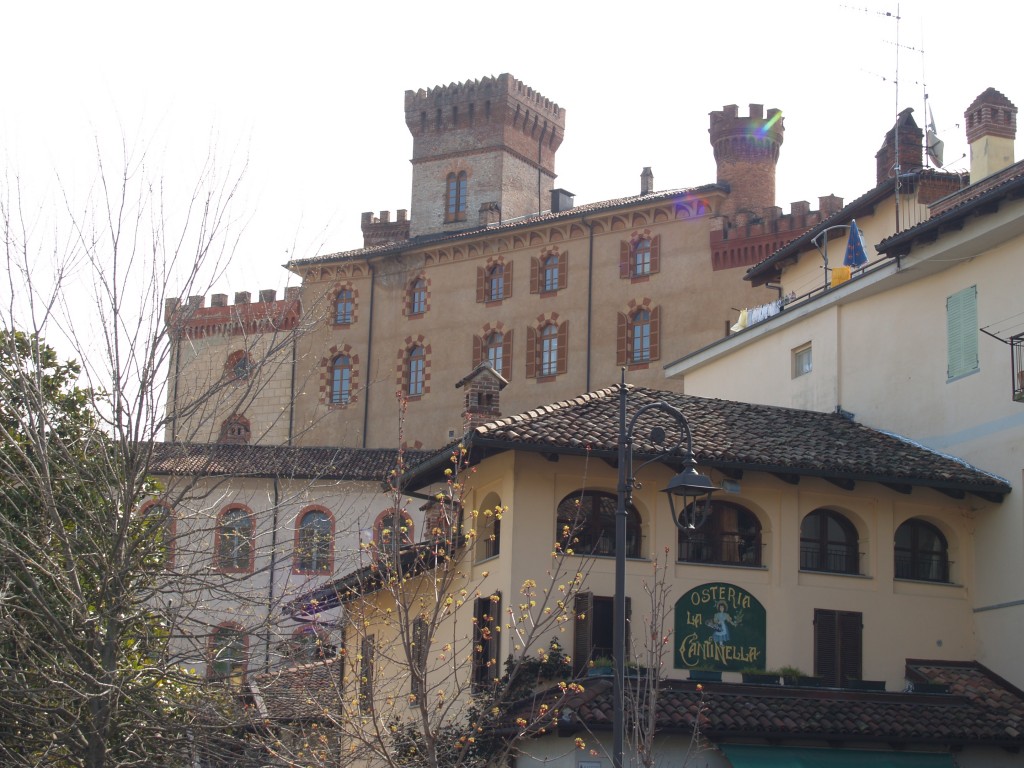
2 0 1018 300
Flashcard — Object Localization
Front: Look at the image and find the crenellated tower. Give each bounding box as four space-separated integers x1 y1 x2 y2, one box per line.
709 103 784 215
966 87 1017 182
404 73 566 238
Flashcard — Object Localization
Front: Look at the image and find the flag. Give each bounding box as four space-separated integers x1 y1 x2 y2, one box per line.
927 105 944 167
843 220 868 268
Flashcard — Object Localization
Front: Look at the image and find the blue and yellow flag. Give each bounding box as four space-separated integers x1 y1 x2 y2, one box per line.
843 220 868 267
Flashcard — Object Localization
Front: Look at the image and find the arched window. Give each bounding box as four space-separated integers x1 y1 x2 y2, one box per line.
209 624 248 682
678 501 761 567
407 345 425 396
542 254 560 292
374 508 414 566
895 519 950 582
557 491 641 558
225 350 252 381
218 413 251 445
445 171 467 222
485 332 504 376
295 509 333 574
410 278 427 316
215 506 254 572
633 239 652 276
540 324 558 377
486 264 505 302
335 288 354 325
800 509 859 574
330 354 352 405
631 309 651 363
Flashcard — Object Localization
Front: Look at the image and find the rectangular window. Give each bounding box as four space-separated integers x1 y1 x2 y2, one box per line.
792 343 812 378
572 593 629 676
472 594 501 691
359 634 375 713
947 286 979 380
813 609 862 687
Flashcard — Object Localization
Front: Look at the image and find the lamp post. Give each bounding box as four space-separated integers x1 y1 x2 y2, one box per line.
612 372 718 768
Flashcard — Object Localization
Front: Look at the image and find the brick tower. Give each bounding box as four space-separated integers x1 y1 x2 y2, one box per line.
405 74 566 238
965 87 1017 182
709 103 784 215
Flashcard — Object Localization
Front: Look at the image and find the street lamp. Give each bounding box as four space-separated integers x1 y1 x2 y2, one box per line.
613 373 718 768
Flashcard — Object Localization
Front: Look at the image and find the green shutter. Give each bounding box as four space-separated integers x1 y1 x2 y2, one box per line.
946 286 978 380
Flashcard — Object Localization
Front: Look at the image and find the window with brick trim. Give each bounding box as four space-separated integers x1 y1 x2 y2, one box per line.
445 171 467 223
215 506 254 573
294 508 333 574
335 288 354 325
225 349 252 381
409 278 428 316
617 306 661 365
209 624 248 682
526 320 567 379
894 518 950 582
330 354 352 405
472 593 502 691
477 261 512 303
472 328 512 379
814 609 862 687
407 345 425 396
531 251 567 293
619 235 661 279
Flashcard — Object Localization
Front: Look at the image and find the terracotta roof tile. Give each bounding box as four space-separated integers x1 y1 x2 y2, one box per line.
248 657 345 722
151 442 431 483
404 385 1009 499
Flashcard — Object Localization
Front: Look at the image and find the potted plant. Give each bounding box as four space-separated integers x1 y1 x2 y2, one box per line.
741 667 780 685
779 665 822 686
687 665 722 682
587 657 614 677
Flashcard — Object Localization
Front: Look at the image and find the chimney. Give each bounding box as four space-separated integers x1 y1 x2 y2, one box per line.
640 167 654 195
875 108 923 186
455 362 508 433
234 291 251 305
479 202 502 227
550 189 575 213
965 88 1017 182
211 293 228 307
258 289 277 303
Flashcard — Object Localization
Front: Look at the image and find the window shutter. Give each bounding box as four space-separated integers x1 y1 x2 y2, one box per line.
649 306 661 361
525 326 537 379
620 242 630 278
558 251 568 290
946 286 978 379
813 608 838 686
616 312 628 366
530 257 540 293
505 261 513 298
476 266 486 303
574 592 594 675
838 610 863 684
472 335 483 368
625 596 632 657
502 330 513 378
556 321 568 375
650 235 661 273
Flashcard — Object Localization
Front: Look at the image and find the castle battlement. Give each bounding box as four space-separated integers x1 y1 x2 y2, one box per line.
404 73 563 123
165 286 301 339
361 209 411 248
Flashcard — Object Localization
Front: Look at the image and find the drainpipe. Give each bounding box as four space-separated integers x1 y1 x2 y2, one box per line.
362 262 376 448
287 309 298 446
581 215 596 391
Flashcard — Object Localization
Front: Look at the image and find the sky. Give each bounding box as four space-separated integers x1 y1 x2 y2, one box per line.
2 0 1019 302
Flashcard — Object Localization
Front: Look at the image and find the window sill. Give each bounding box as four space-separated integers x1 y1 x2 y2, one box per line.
475 553 500 565
536 375 558 383
627 362 651 371
946 368 979 384
677 560 767 571
799 568 871 579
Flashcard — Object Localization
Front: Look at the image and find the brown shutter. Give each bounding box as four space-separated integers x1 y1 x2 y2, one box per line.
616 312 628 366
620 241 630 279
559 251 568 290
649 306 661 361
504 261 513 298
650 235 661 274
573 592 594 675
525 326 537 378
476 266 485 303
472 335 483 368
556 321 568 375
814 609 839 686
530 257 540 293
502 330 513 378
838 611 863 685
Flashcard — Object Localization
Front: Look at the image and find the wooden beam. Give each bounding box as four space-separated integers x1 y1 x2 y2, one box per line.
825 477 856 491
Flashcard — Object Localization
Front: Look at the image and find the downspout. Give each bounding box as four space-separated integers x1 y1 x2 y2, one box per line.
170 323 181 442
287 308 298 446
537 126 544 215
581 215 596 391
265 475 281 672
362 262 376 448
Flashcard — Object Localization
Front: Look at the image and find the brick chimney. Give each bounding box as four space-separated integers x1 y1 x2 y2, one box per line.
454 361 508 434
966 88 1017 182
876 108 923 186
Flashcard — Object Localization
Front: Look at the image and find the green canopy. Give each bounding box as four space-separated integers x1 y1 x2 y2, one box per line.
720 745 953 768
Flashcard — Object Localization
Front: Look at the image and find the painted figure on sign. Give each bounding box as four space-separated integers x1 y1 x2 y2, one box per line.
707 601 739 646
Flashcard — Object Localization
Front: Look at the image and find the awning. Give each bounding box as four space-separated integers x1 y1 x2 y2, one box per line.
720 744 953 768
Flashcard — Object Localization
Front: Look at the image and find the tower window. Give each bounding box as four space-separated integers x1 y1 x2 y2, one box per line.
408 345 425 397
331 354 352 405
445 171 468 223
